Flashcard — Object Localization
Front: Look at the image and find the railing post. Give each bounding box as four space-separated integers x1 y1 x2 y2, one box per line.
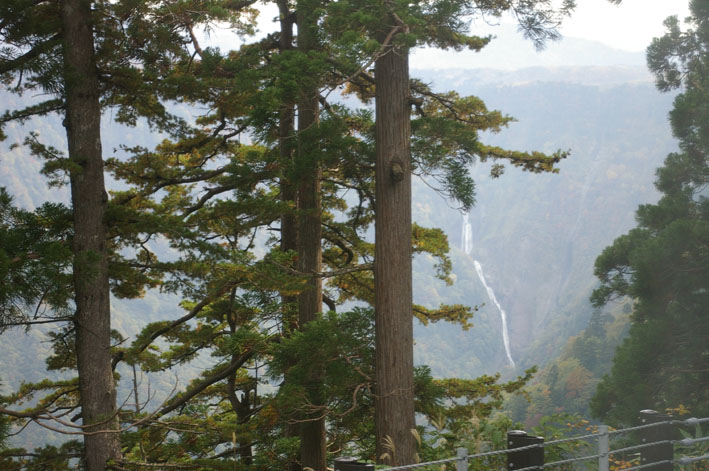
639 409 674 471
507 430 544 471
333 457 375 471
457 447 469 471
599 424 609 471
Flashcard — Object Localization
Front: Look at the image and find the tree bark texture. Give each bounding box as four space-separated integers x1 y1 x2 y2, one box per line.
61 0 120 469
279 0 298 327
296 3 326 469
374 38 416 467
277 4 302 470
280 107 298 332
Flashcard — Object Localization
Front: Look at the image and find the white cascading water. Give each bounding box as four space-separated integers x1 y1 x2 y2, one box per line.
462 213 516 368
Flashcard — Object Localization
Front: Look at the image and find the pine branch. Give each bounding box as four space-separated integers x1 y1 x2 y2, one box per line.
0 34 62 75
0 99 65 126
127 295 215 358
275 262 373 278
157 348 257 417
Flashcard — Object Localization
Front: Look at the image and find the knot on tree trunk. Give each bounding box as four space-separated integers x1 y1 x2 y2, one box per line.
390 160 404 182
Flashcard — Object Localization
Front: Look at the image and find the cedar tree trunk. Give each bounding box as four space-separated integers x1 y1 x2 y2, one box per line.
61 0 121 469
278 0 298 320
374 35 416 467
296 3 326 469
277 2 302 469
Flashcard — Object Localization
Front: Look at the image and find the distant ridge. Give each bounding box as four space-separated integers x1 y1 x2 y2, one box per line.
414 65 653 87
412 24 646 71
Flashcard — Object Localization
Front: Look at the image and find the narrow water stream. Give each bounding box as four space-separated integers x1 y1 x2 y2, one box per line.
462 214 516 368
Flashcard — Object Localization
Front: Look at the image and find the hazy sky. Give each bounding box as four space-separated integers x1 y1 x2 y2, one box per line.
558 0 690 51
409 0 692 69
208 0 691 69
250 0 690 51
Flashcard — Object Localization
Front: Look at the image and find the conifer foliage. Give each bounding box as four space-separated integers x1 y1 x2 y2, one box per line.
590 0 709 425
0 1 255 469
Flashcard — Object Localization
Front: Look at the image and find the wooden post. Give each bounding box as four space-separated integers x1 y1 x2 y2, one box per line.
507 430 544 471
639 410 674 471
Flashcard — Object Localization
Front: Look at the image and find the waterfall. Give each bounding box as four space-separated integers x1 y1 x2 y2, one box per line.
473 261 515 368
462 213 473 255
462 214 516 368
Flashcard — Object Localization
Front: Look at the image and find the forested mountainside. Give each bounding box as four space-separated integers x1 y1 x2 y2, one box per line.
410 73 676 378
0 65 676 443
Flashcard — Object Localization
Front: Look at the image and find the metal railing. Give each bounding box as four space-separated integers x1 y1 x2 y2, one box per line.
335 413 709 471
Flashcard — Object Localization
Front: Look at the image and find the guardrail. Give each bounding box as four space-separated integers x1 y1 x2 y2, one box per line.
334 411 709 471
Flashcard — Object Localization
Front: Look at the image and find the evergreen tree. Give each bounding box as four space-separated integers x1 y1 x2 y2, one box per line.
62 1 123 466
0 1 253 468
295 1 327 467
0 188 73 329
102 2 579 464
590 0 709 425
372 5 417 467
0 1 121 466
338 0 575 465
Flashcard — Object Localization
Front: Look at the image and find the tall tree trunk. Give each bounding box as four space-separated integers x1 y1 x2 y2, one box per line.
277 3 302 470
61 0 120 469
296 3 326 469
278 0 297 327
374 32 416 467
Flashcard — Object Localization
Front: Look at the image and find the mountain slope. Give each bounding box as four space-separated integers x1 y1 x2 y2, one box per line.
411 76 676 377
